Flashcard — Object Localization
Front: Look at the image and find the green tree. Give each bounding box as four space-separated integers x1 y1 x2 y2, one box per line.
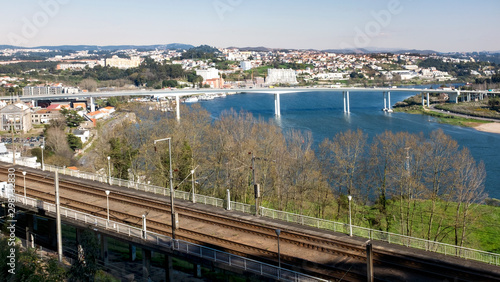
61 108 86 128
67 133 83 151
109 137 138 180
68 229 99 282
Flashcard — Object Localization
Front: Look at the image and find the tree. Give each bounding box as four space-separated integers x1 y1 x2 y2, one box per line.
0 237 66 281
67 133 83 151
319 129 367 218
162 79 178 88
79 78 98 92
68 229 99 281
109 137 138 180
45 127 74 162
451 148 487 247
61 108 85 128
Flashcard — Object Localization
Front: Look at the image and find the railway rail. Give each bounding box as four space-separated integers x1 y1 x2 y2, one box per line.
1 165 499 281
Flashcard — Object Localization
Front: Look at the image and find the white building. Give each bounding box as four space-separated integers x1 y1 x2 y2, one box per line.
73 129 90 143
266 69 298 85
313 73 345 80
196 68 219 81
105 56 141 69
240 61 253 71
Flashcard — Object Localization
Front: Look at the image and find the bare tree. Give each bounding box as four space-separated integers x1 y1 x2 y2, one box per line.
451 148 487 247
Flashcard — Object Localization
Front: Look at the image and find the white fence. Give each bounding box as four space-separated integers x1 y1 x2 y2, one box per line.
8 159 500 266
2 192 326 282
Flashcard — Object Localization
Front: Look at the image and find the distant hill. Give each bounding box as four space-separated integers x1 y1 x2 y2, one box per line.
322 48 440 54
0 43 194 51
232 46 272 52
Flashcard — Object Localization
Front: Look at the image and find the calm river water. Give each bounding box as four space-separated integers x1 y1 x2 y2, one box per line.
194 89 500 199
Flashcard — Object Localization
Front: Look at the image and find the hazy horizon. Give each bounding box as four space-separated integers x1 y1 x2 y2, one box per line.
1 0 499 53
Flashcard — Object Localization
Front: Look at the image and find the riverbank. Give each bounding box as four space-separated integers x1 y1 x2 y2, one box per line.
475 122 500 133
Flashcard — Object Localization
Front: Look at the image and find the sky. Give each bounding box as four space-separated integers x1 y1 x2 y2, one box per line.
1 0 499 52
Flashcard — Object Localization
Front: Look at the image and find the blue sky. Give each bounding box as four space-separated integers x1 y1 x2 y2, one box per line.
1 0 499 52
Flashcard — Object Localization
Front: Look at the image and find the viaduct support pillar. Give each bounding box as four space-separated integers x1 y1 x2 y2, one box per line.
383 92 387 110
274 93 281 117
129 244 137 262
175 95 180 122
449 92 458 103
343 91 350 113
427 93 430 107
388 91 392 111
90 97 95 112
143 249 152 280
100 235 109 266
193 263 202 278
164 254 174 282
25 213 34 249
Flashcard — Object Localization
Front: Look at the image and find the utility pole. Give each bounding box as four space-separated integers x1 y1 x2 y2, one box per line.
55 171 63 262
250 152 260 216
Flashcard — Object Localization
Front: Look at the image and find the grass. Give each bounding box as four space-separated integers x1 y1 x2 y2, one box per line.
393 105 491 127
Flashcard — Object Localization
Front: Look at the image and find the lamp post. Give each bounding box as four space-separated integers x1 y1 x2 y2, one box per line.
348 195 353 237
191 169 195 203
22 171 26 198
105 190 110 221
40 145 44 170
107 156 111 185
275 229 281 280
154 137 176 239
190 165 199 203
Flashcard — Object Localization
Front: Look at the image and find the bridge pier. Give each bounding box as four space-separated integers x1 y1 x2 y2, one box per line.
48 219 57 249
226 189 231 210
274 93 281 117
427 93 430 107
100 235 109 266
343 91 350 113
383 92 387 110
382 92 392 112
449 91 459 103
193 263 202 278
143 248 152 280
130 244 137 261
175 95 180 121
25 213 34 249
90 96 96 112
164 254 174 282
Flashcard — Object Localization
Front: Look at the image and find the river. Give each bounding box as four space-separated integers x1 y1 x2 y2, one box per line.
193 88 500 199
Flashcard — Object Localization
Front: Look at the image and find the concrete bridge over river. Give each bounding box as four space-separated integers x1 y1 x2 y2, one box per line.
3 86 498 120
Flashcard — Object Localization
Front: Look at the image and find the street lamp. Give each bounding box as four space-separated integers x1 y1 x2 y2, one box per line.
191 169 195 203
22 171 26 198
107 156 111 185
348 195 353 237
154 137 176 239
105 190 110 221
190 165 199 203
40 145 44 170
275 229 281 280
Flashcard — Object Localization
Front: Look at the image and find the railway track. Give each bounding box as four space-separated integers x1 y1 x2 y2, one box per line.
1 165 499 281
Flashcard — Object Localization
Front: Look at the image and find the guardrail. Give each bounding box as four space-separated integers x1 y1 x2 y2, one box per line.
3 192 327 282
7 159 500 266
260 207 500 266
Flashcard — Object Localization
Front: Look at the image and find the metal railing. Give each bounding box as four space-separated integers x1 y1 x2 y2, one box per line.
2 192 327 282
260 207 500 266
7 159 500 266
